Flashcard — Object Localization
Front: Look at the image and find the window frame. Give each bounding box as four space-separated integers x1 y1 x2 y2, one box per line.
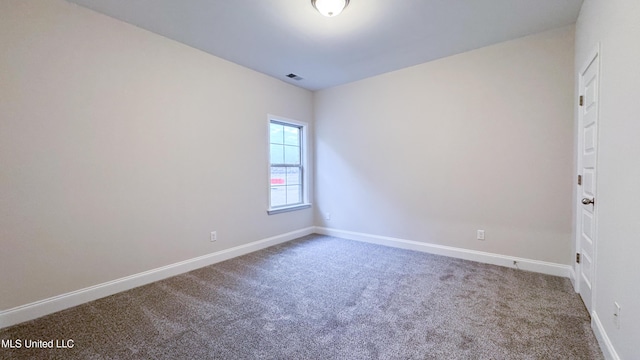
267 115 311 215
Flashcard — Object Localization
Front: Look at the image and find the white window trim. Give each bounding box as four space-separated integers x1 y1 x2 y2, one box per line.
267 114 311 215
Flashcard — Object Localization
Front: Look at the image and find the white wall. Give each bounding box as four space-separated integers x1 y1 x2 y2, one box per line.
0 0 313 310
575 1 640 358
315 27 575 265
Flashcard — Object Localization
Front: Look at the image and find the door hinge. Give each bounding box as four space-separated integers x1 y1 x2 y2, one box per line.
576 253 581 264
578 174 582 185
579 95 584 106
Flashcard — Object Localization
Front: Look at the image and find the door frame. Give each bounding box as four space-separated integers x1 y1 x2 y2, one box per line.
573 43 600 316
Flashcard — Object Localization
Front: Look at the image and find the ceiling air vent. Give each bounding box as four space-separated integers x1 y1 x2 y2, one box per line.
286 73 303 81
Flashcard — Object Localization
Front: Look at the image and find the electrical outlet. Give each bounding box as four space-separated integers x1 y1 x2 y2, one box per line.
614 302 621 329
210 231 217 242
477 230 485 240
325 212 331 221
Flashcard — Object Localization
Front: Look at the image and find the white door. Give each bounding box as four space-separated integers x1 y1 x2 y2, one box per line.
576 50 599 314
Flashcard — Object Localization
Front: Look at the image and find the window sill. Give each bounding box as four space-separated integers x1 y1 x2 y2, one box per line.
267 204 311 215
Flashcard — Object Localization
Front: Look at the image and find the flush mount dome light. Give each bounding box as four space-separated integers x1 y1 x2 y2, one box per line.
311 0 350 17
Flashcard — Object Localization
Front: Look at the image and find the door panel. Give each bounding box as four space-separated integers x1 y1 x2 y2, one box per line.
577 52 599 314
584 127 596 151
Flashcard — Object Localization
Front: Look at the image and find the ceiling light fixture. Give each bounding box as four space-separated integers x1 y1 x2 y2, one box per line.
311 0 350 17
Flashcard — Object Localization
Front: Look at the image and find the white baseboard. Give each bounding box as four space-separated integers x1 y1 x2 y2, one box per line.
0 227 314 329
592 311 621 360
315 227 572 278
569 266 577 289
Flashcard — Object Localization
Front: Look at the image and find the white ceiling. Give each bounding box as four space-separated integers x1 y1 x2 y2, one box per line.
66 0 584 91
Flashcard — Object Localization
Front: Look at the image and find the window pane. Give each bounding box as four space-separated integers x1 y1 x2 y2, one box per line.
284 145 300 164
270 123 284 145
270 144 284 164
269 119 306 210
286 167 300 185
271 186 286 207
286 185 301 205
283 126 300 146
270 166 286 185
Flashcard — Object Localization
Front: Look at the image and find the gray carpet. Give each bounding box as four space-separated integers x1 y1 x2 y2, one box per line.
1 234 603 359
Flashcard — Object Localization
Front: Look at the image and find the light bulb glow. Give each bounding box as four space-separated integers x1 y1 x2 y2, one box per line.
312 0 349 17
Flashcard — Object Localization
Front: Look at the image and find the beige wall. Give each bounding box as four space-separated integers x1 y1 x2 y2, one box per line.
315 26 575 264
575 0 640 358
0 0 313 310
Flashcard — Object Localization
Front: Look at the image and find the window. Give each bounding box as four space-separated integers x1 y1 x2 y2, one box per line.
268 117 310 214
